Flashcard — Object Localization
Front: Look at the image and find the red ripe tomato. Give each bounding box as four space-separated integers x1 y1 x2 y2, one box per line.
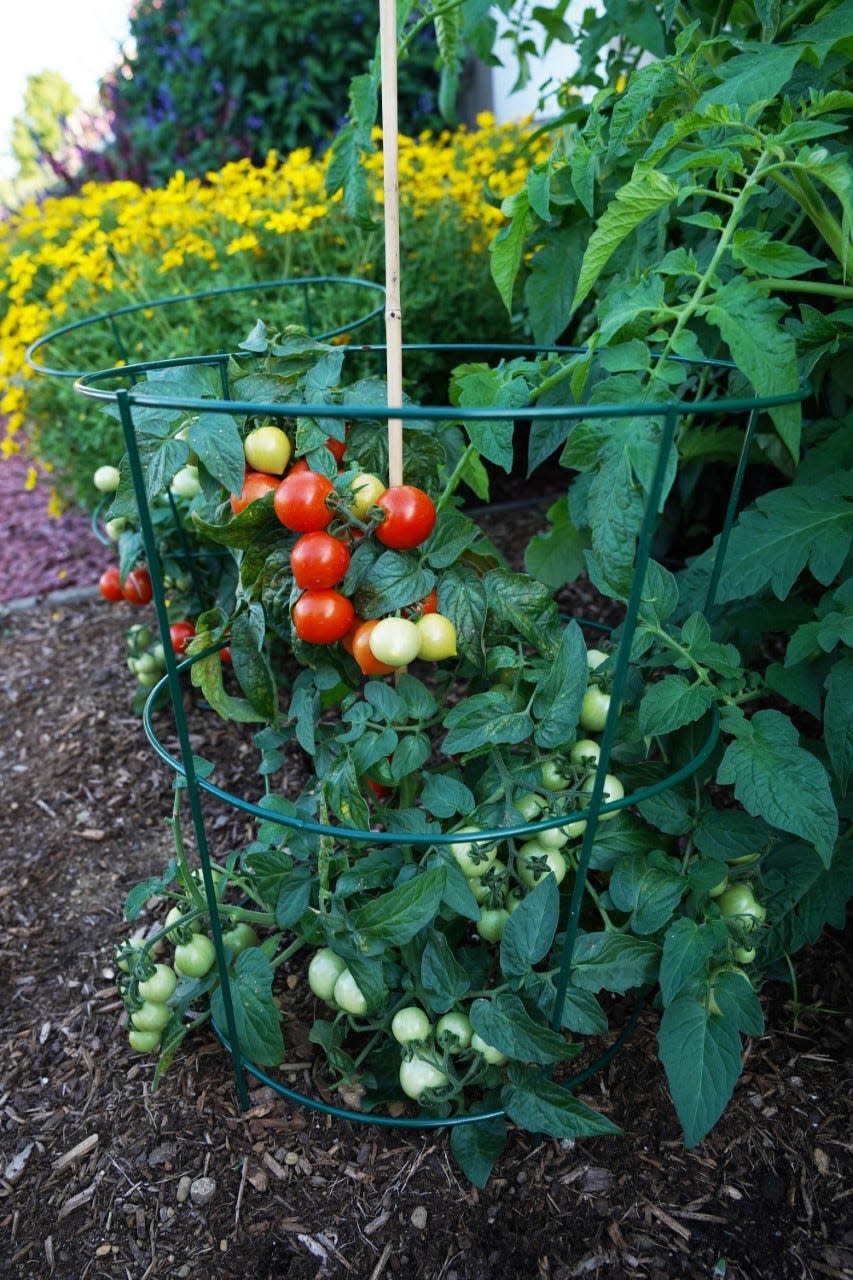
406 587 437 617
290 531 351 589
98 565 123 602
122 567 153 605
274 470 334 533
375 486 436 550
292 589 355 645
350 619 397 676
325 435 346 463
169 620 196 654
219 645 232 664
287 458 310 476
230 470 278 515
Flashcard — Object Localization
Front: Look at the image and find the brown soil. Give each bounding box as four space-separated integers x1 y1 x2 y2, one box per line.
0 464 852 1280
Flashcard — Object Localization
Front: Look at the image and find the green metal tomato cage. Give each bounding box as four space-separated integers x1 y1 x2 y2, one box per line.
73 341 807 1129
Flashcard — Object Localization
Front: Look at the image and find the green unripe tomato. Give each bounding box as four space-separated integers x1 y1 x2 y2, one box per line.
391 1006 432 1044
733 945 757 964
93 464 121 493
541 760 570 792
164 906 202 941
170 464 201 499
349 472 387 519
174 934 216 978
414 612 457 660
513 792 543 823
717 884 766 929
128 1028 161 1053
307 949 347 1002
131 1000 172 1033
478 907 510 942
244 423 292 475
399 1056 450 1100
435 1011 473 1052
470 1033 508 1065
569 739 601 770
534 823 571 850
222 922 259 957
333 968 368 1016
448 826 498 878
516 842 567 889
137 963 178 1004
368 616 421 667
709 875 729 899
579 687 612 733
105 517 127 541
580 771 624 819
586 647 609 671
707 964 753 1016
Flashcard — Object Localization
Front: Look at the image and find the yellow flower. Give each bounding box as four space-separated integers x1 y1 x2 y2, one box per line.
24 465 38 491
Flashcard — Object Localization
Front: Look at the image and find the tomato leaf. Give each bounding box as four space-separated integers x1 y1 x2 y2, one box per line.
350 867 447 947
717 709 838 866
439 564 488 664
657 994 743 1147
419 930 471 1014
638 675 715 737
609 852 685 935
502 1063 621 1139
124 860 178 921
659 919 719 1006
450 1115 507 1190
760 838 853 961
824 653 853 789
442 691 534 755
569 932 661 993
523 498 589 591
499 874 559 978
572 164 679 312
470 993 578 1064
210 948 284 1067
230 605 279 723
531 620 588 749
484 568 563 658
188 411 246 496
420 773 476 819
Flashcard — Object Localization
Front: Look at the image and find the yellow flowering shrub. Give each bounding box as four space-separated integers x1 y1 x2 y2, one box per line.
0 116 548 505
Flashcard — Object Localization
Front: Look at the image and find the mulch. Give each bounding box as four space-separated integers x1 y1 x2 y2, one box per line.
0 453 852 1280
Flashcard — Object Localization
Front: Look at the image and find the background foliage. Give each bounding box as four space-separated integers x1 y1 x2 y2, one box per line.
85 0 444 187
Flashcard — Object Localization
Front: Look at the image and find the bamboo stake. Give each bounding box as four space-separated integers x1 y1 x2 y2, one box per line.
379 0 404 486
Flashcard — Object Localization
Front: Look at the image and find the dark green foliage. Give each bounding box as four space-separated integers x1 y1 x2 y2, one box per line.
90 0 441 186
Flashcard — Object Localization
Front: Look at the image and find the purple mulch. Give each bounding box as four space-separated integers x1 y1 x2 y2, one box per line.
0 446 108 605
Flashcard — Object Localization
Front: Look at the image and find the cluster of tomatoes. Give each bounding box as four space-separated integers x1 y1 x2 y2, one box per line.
230 420 458 669
119 901 260 1055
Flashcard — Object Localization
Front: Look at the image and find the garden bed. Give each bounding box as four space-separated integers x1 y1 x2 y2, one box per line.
0 485 851 1280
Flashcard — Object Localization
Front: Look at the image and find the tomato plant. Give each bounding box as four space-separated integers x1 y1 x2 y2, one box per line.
113 0 853 1184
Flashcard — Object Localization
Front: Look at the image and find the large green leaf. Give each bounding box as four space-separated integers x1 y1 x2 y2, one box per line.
470 993 577 1065
210 948 284 1067
572 164 679 311
499 874 559 978
824 653 853 789
450 1116 507 1189
531 620 588 749
717 709 838 865
658 994 743 1147
708 476 853 602
350 867 446 946
704 278 801 457
502 1064 621 1139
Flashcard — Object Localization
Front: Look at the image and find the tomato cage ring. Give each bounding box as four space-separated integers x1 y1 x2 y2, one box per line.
74 340 809 1128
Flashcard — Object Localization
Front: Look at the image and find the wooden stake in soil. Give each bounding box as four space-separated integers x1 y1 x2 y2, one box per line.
379 0 404 487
